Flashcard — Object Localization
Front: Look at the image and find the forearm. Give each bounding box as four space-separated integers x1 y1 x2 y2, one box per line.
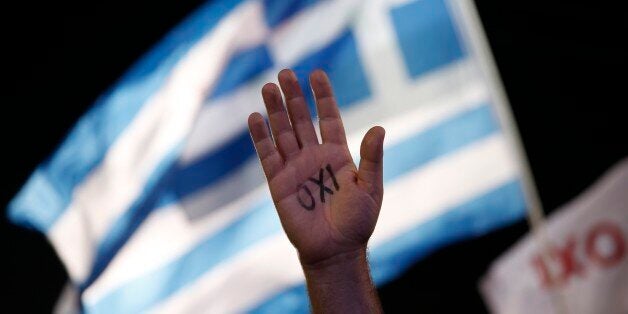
301 248 383 314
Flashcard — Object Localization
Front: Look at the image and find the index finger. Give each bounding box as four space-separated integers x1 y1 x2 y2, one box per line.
248 112 284 181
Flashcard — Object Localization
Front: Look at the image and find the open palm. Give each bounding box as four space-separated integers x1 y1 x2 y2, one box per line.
248 69 385 266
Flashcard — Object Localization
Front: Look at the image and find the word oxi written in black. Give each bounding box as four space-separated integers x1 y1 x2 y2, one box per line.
296 164 340 210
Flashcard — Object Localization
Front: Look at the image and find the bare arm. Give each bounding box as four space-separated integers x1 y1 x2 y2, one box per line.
248 69 385 313
302 249 381 313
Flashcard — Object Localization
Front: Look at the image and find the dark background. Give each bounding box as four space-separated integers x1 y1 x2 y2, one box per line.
1 1 626 312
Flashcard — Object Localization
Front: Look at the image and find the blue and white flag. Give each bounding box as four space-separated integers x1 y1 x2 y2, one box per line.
9 0 529 312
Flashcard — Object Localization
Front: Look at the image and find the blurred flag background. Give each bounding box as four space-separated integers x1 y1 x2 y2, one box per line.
9 0 530 312
3 0 625 313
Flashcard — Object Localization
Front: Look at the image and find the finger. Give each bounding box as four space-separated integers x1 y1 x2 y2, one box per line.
309 70 348 145
261 83 300 159
357 126 385 205
248 112 284 180
278 69 319 147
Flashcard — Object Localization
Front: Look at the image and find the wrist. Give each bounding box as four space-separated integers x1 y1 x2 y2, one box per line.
300 247 368 273
300 247 382 313
300 247 373 289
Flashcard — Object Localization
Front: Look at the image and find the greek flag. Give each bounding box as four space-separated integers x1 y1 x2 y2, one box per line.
9 0 528 312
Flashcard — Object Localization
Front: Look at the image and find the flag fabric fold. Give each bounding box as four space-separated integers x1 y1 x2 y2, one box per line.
10 0 529 312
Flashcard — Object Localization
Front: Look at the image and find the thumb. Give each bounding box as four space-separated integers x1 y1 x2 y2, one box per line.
357 126 385 203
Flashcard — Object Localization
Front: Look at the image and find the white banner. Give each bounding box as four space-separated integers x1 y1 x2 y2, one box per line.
481 158 628 314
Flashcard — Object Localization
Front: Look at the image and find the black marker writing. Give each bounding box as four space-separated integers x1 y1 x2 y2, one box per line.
326 164 339 191
297 184 315 210
297 164 340 210
308 168 334 203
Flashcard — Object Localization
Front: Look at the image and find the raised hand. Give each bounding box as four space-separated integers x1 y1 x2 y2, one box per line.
247 69 385 266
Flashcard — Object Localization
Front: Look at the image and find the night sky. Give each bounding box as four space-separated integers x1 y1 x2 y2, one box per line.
2 1 626 312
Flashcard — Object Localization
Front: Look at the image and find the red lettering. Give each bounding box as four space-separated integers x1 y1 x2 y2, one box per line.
585 221 625 268
530 220 626 288
531 236 583 288
553 236 585 284
531 255 554 288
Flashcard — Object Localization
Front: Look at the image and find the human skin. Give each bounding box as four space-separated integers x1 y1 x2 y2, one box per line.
248 69 385 313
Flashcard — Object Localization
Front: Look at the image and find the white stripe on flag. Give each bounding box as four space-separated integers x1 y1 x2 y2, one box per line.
268 0 361 65
150 133 517 313
47 0 268 283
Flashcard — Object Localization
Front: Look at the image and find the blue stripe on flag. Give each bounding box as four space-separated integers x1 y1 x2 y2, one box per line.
171 131 255 200
292 30 371 115
88 103 499 313
263 0 318 28
370 182 525 284
250 180 526 313
209 45 274 99
390 0 465 78
7 0 247 232
382 105 496 182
